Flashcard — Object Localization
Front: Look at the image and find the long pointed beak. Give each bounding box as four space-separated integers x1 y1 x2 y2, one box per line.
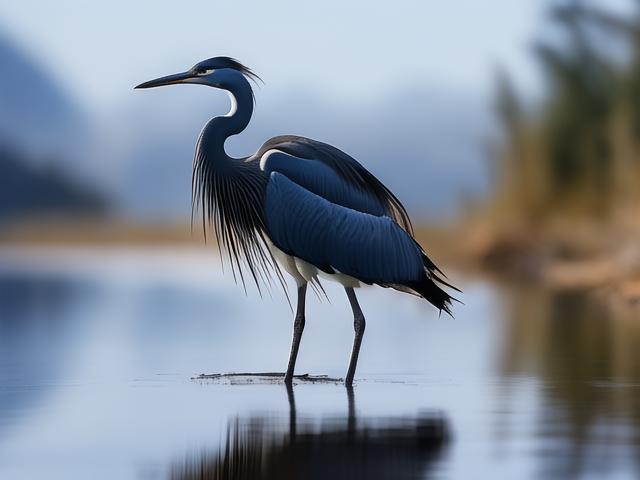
134 71 193 89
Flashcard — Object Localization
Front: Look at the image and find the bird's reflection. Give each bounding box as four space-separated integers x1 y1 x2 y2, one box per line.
170 385 450 480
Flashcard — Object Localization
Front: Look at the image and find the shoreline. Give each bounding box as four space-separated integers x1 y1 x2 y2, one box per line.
1 220 638 311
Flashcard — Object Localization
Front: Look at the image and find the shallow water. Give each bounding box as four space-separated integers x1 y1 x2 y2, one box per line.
0 247 639 479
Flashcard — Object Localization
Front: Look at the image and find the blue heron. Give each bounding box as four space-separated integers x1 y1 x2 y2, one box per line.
135 57 458 386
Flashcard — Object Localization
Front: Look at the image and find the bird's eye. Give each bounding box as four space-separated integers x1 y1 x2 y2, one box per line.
196 68 214 76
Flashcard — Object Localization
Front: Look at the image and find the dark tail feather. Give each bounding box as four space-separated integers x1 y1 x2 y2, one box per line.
404 276 457 317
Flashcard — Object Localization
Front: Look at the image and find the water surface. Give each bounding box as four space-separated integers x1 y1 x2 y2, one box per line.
0 247 638 479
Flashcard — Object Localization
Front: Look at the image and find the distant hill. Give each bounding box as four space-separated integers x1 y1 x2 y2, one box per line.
0 32 86 160
0 145 106 221
0 32 106 222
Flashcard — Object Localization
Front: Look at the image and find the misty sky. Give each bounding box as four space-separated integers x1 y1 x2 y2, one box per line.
0 0 635 220
0 0 547 112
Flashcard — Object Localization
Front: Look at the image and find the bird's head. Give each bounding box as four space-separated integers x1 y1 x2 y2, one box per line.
134 56 261 91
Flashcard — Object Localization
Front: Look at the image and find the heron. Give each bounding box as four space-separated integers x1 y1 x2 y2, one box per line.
135 56 458 387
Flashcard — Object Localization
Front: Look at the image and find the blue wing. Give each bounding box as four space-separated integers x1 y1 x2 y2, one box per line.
252 135 413 232
264 172 425 284
260 150 386 217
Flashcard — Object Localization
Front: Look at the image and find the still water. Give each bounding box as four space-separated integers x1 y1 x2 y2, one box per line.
0 247 639 479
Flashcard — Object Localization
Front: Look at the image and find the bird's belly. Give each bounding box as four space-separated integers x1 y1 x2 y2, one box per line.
264 238 360 288
264 238 306 286
316 267 361 289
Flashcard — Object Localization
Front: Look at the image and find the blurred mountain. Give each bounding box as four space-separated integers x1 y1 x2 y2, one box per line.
0 145 106 220
0 32 87 161
0 32 106 222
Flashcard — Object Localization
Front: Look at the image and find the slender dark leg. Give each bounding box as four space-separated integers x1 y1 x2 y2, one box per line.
345 287 366 387
284 283 307 384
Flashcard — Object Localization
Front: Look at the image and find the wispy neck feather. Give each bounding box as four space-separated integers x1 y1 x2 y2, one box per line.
192 75 281 294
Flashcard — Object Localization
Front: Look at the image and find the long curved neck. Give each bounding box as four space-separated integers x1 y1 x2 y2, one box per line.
202 76 254 160
192 74 270 292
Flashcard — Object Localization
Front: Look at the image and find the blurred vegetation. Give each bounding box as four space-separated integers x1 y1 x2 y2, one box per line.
489 1 640 227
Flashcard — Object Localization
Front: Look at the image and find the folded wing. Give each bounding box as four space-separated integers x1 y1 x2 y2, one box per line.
265 172 425 284
253 135 413 233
